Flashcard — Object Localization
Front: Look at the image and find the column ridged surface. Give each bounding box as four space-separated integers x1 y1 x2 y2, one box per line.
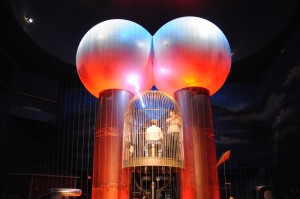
92 89 134 199
174 87 219 199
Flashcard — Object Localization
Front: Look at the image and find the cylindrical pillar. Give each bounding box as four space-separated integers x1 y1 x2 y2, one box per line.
174 87 219 199
92 89 134 199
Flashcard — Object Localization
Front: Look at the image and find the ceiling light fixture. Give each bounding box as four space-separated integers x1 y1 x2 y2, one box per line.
24 15 34 23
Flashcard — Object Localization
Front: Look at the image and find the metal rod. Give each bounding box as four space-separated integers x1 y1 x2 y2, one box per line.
152 166 155 199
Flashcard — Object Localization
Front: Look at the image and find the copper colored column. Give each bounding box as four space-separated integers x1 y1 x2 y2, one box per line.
92 89 133 199
174 87 219 199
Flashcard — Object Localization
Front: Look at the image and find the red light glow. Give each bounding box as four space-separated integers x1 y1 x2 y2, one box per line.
153 17 231 96
76 19 153 97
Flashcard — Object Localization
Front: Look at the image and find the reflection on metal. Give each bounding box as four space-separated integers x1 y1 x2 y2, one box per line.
132 166 176 199
122 90 184 168
175 87 220 199
50 188 82 199
123 157 184 167
92 89 133 199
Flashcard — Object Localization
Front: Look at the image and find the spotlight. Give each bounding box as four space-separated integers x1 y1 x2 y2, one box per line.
24 15 34 23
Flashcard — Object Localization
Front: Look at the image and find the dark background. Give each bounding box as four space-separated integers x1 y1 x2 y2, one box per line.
0 0 300 198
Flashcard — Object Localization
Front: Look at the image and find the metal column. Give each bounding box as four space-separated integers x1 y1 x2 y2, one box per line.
175 87 220 199
92 89 133 199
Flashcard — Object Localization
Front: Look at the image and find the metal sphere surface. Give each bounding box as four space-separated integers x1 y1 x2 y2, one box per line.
153 16 231 96
76 19 153 97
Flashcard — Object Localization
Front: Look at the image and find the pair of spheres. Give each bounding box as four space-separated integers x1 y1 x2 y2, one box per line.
76 16 231 98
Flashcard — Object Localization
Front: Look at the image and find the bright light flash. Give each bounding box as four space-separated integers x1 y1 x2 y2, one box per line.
128 74 145 108
24 15 34 23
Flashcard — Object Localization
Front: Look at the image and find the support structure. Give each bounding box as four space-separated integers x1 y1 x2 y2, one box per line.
175 87 220 199
92 89 134 199
76 17 231 199
122 90 184 198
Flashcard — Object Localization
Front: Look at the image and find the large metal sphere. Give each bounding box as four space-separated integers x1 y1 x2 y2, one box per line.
153 17 231 96
76 19 153 97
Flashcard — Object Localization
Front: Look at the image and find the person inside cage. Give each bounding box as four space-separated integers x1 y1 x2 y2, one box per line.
166 110 181 158
145 119 163 157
